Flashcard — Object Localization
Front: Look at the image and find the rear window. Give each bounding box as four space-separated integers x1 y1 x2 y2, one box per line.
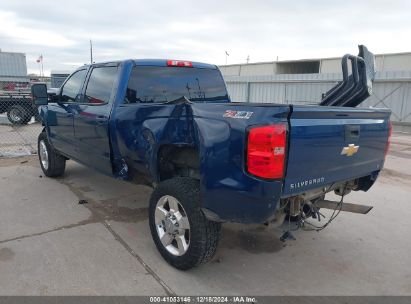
124 66 229 104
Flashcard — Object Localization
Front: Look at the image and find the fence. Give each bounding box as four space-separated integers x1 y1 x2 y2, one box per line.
0 80 42 157
224 71 411 129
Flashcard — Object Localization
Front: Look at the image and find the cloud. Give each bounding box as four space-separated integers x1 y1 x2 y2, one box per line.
0 11 75 47
0 0 410 75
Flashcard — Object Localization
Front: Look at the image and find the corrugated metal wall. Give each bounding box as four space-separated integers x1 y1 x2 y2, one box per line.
220 52 411 75
223 71 411 125
0 52 27 79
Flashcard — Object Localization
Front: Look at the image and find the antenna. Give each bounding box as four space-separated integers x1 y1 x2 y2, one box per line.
90 39 93 64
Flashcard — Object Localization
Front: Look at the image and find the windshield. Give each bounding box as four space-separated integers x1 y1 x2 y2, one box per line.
124 66 229 104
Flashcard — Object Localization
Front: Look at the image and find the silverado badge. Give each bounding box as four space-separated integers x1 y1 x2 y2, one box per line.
341 144 359 156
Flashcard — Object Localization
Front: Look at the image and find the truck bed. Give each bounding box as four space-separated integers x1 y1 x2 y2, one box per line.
189 102 390 222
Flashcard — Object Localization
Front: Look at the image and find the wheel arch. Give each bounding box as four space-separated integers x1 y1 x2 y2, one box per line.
156 144 200 182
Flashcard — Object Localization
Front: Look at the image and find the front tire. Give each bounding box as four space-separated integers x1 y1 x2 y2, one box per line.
38 132 66 177
149 178 221 270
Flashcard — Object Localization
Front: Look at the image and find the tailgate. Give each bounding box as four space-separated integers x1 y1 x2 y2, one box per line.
282 106 391 197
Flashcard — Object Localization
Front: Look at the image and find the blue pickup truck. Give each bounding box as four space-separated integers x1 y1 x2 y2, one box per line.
31 46 391 269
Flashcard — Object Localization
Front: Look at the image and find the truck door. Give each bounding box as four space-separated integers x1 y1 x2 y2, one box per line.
47 69 88 156
72 64 118 175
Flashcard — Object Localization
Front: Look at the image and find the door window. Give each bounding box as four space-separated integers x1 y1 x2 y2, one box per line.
84 66 118 104
60 69 87 102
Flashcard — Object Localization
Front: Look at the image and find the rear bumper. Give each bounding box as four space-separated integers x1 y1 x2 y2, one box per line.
200 171 380 224
283 160 383 197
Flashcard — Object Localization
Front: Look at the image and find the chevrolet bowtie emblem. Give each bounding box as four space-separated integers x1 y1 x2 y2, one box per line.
341 144 359 156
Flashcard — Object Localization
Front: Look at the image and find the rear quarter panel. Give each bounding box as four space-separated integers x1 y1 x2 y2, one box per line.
191 103 290 223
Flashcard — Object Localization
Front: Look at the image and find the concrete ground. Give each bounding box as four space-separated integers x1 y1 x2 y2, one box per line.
0 133 410 296
0 114 42 157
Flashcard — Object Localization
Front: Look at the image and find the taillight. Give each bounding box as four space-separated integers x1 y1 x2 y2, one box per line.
246 124 287 179
166 60 193 67
384 121 392 158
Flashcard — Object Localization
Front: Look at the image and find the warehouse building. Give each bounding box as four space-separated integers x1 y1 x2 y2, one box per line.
220 52 411 76
220 51 411 132
50 70 71 88
0 50 29 83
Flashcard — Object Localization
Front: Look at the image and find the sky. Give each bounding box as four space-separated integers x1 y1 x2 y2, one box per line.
0 0 410 76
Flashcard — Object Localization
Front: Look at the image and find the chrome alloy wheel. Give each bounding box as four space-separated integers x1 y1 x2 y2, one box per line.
155 195 190 256
39 140 49 170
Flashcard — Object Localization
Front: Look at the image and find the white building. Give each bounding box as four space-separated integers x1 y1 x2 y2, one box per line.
220 52 411 76
219 52 411 132
0 50 28 83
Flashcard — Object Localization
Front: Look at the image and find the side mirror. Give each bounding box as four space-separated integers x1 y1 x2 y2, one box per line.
31 83 48 105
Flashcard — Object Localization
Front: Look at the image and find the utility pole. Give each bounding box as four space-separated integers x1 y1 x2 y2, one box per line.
37 60 41 79
36 54 43 80
41 56 44 80
90 39 93 64
225 51 230 65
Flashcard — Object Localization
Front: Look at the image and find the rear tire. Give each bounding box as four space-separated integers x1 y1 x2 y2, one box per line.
38 132 66 177
7 105 30 125
149 177 221 270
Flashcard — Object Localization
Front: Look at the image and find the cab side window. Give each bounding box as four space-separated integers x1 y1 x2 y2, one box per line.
60 69 87 102
84 66 118 104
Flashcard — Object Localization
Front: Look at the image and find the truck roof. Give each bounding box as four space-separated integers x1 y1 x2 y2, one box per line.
133 59 217 69
80 59 217 70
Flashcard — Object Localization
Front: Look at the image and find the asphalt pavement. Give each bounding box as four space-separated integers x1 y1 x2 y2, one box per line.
0 133 410 296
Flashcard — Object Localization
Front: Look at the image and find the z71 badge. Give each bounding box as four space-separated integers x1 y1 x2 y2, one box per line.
223 110 253 119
